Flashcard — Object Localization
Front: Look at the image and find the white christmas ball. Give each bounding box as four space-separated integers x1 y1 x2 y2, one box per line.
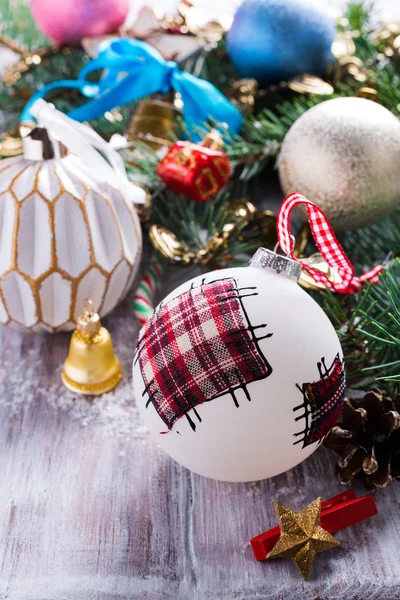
279 97 400 231
133 262 345 482
0 153 142 332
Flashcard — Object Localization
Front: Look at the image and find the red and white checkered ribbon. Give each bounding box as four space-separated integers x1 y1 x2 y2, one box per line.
277 193 382 293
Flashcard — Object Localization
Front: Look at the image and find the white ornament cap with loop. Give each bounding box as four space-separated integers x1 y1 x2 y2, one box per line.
22 125 67 161
249 236 302 282
24 99 146 206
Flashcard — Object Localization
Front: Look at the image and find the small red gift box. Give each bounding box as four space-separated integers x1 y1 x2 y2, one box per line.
157 133 232 203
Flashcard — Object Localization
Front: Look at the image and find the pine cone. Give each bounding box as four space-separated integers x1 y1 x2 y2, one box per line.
324 389 400 490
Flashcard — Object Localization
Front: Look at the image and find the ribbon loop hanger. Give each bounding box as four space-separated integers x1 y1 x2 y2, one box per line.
277 193 382 293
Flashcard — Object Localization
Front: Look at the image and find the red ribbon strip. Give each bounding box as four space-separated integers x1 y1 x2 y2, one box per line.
277 193 383 293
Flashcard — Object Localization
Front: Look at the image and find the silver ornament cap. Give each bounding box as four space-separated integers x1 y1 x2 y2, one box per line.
249 247 302 281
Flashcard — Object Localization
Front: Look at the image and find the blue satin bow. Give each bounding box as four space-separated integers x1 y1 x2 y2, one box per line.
21 39 243 139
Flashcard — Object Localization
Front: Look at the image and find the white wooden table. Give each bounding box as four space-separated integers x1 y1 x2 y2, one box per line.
1 1 400 596
0 264 399 600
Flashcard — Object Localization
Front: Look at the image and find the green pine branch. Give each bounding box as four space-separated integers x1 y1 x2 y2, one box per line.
345 1 375 32
339 206 400 267
124 142 161 186
322 259 400 393
0 0 48 48
148 181 261 269
358 261 400 387
125 94 332 186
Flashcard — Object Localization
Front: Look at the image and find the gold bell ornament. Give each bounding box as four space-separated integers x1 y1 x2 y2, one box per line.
62 301 122 396
127 97 182 151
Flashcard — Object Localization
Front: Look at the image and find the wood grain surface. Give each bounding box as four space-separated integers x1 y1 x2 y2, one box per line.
0 264 399 600
1 0 400 589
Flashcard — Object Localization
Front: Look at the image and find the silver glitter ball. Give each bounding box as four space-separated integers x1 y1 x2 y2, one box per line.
279 97 400 230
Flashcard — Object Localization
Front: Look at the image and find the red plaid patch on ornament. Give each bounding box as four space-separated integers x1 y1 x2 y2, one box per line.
293 354 346 448
135 278 273 432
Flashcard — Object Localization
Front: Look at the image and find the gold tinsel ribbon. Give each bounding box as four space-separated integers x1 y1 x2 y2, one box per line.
149 199 257 268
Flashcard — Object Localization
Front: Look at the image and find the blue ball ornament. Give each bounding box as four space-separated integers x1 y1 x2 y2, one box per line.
227 0 335 83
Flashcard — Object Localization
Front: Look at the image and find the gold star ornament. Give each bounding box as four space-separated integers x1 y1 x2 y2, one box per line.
267 497 340 580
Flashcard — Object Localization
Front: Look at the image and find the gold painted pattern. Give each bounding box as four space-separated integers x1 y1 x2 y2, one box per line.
158 147 197 180
194 167 219 198
214 156 231 179
0 158 142 332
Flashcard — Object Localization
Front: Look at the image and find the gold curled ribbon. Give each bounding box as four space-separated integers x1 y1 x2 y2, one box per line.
149 199 256 267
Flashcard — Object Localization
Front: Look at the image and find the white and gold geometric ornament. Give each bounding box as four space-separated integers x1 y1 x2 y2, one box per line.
0 100 144 333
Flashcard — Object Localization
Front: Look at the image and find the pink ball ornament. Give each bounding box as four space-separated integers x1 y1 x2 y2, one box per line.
30 0 130 45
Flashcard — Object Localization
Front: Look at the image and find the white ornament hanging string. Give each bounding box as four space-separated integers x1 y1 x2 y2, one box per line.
28 98 145 205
